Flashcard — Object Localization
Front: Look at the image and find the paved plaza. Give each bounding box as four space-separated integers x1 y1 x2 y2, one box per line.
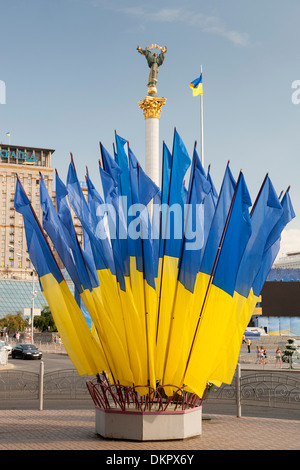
1 339 299 451
0 408 299 451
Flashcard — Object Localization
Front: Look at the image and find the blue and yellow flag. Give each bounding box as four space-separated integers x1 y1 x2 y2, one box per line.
14 176 109 377
161 147 211 390
40 172 94 329
14 130 295 400
189 74 203 96
156 129 191 380
182 172 252 396
208 175 285 385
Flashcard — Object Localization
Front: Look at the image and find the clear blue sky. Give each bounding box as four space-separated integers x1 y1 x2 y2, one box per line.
1 0 300 251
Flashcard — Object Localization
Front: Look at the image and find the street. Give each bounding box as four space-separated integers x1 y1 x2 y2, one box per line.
7 352 77 373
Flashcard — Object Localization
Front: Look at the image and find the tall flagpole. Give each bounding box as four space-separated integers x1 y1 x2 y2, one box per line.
200 65 204 167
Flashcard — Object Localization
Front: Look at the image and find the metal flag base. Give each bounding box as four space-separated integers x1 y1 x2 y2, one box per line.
87 379 203 441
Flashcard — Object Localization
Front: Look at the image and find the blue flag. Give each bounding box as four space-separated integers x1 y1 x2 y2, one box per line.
159 142 172 258
66 157 115 274
100 142 122 190
178 147 211 292
115 133 132 206
164 130 191 259
235 175 283 298
40 173 84 294
212 172 252 297
130 145 160 288
99 163 128 289
200 163 236 276
252 189 295 296
55 171 98 290
14 177 63 284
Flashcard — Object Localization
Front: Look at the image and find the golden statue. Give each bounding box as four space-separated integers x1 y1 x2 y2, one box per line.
137 44 167 96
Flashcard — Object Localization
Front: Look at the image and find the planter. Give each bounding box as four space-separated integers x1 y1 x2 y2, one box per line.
95 406 202 441
87 379 203 441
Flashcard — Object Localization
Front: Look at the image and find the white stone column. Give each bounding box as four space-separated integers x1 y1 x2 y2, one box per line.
145 118 160 186
138 96 166 187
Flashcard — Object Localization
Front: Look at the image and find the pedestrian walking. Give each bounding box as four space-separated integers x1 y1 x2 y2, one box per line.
256 346 260 363
259 346 265 365
262 347 268 365
247 338 252 353
275 347 282 368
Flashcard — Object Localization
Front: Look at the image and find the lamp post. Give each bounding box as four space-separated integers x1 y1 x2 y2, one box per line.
8 245 37 344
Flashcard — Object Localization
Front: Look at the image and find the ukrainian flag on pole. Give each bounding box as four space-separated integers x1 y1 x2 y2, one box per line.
189 74 203 96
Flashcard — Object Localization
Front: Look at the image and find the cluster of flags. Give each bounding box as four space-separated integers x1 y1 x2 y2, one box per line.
14 130 294 398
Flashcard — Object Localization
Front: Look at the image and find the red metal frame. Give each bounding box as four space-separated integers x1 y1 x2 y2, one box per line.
86 378 208 413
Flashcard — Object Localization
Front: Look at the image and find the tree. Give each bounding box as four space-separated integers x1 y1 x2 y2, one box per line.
34 306 57 332
282 338 298 369
0 312 29 333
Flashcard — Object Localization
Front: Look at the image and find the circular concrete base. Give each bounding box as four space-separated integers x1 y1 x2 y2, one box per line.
95 405 202 441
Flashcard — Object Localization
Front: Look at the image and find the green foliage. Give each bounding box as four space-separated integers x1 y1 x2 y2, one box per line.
34 306 57 332
283 338 297 358
282 338 299 367
0 312 29 332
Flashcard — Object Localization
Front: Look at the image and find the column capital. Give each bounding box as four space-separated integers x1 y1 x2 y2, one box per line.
138 96 166 120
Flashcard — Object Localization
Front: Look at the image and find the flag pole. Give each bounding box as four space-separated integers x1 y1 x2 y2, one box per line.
200 65 204 167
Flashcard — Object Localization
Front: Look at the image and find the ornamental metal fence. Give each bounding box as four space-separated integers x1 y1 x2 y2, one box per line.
0 365 91 409
205 365 300 414
0 363 300 414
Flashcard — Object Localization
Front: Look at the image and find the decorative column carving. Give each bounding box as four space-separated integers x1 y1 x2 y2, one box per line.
138 96 166 119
